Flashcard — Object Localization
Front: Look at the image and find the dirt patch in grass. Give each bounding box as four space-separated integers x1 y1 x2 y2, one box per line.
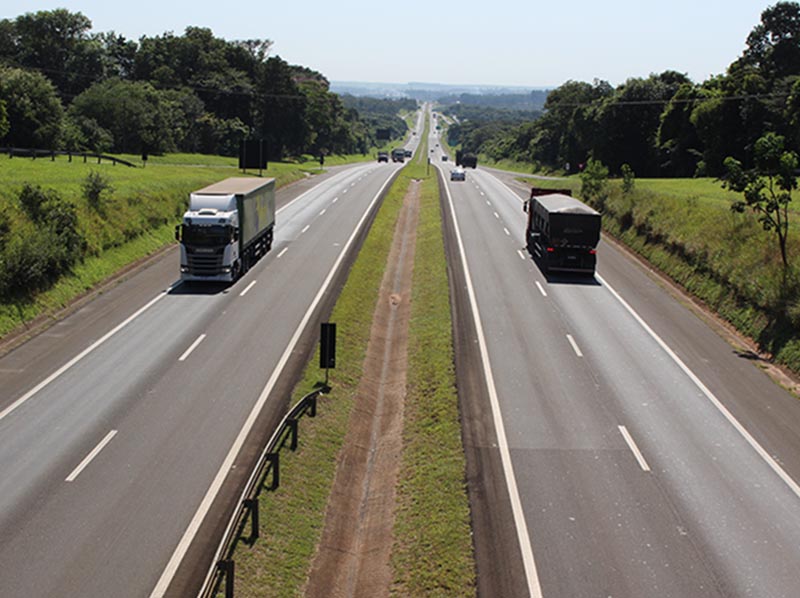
304 180 420 597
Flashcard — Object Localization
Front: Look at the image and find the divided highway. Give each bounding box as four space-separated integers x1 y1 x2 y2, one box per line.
433 119 800 597
0 110 423 598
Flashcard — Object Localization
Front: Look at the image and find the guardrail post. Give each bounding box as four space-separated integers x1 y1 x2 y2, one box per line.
307 393 317 417
266 452 279 490
288 418 298 451
244 498 259 542
218 559 234 598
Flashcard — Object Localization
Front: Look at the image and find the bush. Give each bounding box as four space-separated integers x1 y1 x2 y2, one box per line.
82 171 114 213
0 185 85 300
580 158 610 210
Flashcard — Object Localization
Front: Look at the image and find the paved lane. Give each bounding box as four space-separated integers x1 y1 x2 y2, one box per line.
440 135 800 597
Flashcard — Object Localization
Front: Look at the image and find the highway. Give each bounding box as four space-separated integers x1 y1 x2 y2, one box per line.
0 109 424 598
432 117 800 597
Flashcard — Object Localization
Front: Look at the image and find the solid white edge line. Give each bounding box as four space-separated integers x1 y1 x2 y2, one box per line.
178 334 206 362
596 273 800 499
65 429 118 482
436 163 543 598
0 286 175 424
535 281 548 297
277 247 289 258
150 163 402 598
566 334 583 357
239 280 257 297
618 425 651 472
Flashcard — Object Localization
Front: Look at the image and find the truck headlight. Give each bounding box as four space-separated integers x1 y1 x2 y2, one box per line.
221 266 231 273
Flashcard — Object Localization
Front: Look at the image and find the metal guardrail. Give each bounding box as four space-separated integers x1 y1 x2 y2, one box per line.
2 147 138 167
198 386 328 598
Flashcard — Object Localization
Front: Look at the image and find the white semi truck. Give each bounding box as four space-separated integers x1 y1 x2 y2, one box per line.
175 177 276 282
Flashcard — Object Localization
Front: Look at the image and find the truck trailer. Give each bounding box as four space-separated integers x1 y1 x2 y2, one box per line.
524 189 600 275
175 177 276 282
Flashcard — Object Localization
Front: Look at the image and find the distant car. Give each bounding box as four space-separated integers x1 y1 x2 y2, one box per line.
377 151 389 163
442 155 448 161
450 167 466 181
404 149 412 158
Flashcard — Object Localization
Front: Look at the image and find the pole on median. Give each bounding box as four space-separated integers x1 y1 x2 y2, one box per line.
320 322 336 390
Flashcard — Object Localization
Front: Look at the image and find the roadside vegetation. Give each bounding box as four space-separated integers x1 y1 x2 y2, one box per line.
226 121 475 596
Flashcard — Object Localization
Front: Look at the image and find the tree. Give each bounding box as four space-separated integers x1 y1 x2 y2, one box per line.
594 72 690 176
0 66 64 148
579 158 610 210
69 78 173 153
10 9 98 98
253 55 307 158
738 1 800 81
723 132 798 275
0 99 8 140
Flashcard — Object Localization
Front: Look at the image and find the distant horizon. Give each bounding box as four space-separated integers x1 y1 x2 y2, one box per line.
3 1 765 88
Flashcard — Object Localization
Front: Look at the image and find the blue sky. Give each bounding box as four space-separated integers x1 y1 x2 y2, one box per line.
3 0 767 87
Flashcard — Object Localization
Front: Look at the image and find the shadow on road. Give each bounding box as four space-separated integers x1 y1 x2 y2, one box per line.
168 281 232 295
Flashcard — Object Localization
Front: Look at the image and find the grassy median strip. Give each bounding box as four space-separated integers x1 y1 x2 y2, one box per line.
229 164 406 597
228 121 475 596
391 158 476 595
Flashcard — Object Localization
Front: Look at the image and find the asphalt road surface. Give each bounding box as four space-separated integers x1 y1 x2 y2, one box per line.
0 110 424 598
433 121 800 597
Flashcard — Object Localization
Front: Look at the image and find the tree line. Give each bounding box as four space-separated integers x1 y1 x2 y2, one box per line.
446 2 800 178
0 9 411 159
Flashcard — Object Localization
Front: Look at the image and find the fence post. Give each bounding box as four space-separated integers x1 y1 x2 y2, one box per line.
288 418 298 451
244 498 259 542
266 452 279 490
308 393 317 418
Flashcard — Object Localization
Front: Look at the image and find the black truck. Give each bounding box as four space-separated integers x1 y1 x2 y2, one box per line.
456 150 477 169
524 189 601 275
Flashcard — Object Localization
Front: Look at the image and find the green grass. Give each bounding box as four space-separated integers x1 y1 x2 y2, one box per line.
225 114 475 596
391 137 475 597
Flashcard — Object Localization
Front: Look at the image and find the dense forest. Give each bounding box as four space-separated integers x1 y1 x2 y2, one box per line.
0 9 411 159
445 1 800 177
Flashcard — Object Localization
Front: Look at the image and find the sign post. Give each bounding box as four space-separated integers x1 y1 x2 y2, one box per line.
320 322 336 388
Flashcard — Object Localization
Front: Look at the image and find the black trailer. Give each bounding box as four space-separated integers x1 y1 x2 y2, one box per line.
456 150 477 169
524 190 601 275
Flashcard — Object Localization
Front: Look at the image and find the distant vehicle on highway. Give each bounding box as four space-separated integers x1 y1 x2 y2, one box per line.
442 155 448 161
450 167 466 181
404 149 412 158
378 151 389 163
524 189 600 275
391 148 406 162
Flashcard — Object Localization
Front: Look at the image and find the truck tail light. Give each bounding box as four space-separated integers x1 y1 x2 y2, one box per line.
546 247 555 253
588 249 597 255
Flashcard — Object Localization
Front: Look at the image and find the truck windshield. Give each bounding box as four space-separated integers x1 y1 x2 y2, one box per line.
182 224 230 247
